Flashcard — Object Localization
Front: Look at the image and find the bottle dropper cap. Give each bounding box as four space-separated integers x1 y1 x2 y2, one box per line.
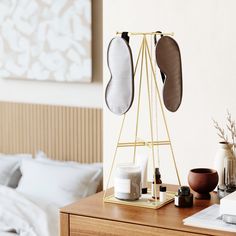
155 168 161 179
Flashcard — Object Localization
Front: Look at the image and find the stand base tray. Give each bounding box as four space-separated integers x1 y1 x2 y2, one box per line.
104 191 175 209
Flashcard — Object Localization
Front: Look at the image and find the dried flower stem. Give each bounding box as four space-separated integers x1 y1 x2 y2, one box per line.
213 111 236 157
227 110 236 152
213 119 228 142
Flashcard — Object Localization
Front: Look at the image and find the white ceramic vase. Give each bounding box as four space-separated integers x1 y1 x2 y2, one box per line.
213 142 234 190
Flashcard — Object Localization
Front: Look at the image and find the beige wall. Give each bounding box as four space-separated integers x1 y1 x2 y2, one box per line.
0 0 103 108
103 0 236 186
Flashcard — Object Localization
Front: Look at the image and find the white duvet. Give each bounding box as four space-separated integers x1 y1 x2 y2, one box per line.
0 185 58 236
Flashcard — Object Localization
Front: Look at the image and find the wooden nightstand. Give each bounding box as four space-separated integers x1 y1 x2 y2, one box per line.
60 185 235 236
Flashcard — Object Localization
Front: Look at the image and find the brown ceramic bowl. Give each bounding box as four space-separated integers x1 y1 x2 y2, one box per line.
188 168 218 199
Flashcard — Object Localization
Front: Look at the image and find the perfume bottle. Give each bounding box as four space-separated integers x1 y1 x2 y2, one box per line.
151 168 162 199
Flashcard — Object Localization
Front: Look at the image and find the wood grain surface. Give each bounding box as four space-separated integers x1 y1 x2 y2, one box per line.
61 185 235 236
60 213 69 236
0 101 103 163
70 215 201 236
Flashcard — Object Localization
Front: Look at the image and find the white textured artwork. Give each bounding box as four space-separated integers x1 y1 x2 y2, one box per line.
0 0 92 82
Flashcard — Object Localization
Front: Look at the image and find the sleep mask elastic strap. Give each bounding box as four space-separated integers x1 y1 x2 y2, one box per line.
154 31 166 83
154 31 163 45
121 32 130 44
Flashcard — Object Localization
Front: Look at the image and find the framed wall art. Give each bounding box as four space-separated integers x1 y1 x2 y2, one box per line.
0 0 92 82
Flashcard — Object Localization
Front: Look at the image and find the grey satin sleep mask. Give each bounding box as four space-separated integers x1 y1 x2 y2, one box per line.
155 35 183 112
105 32 134 115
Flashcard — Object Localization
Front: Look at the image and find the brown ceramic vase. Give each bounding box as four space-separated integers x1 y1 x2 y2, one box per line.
188 168 218 199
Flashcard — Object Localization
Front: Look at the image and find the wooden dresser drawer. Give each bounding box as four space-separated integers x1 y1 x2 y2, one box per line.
70 215 204 236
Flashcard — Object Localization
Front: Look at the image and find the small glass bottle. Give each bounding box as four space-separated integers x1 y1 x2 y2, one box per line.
175 186 193 208
159 186 167 202
224 149 236 191
217 143 236 198
151 168 162 199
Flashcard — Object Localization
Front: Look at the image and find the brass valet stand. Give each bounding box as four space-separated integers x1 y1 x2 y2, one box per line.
103 32 181 209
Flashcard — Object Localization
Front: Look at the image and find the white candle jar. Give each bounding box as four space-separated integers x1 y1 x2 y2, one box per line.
114 164 141 201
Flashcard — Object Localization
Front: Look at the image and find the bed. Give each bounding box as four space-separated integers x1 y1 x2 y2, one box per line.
0 101 103 236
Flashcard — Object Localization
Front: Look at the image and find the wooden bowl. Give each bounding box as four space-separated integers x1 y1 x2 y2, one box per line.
188 168 218 199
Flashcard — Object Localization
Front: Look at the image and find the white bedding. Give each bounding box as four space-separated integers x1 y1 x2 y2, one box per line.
0 185 58 236
0 154 103 236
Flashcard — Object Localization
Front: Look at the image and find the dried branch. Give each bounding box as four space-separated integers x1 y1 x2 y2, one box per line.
227 110 236 152
213 119 228 141
212 118 234 157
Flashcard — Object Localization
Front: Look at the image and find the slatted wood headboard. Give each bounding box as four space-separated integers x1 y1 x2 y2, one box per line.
0 102 102 163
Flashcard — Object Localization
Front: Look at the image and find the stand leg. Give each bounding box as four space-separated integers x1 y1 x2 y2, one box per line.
133 38 145 163
144 36 157 201
103 114 126 199
144 37 181 186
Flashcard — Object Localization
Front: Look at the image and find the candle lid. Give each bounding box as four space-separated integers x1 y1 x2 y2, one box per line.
178 186 190 196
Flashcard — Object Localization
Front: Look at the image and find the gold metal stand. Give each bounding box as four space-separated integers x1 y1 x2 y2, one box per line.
103 32 181 208
116 31 174 36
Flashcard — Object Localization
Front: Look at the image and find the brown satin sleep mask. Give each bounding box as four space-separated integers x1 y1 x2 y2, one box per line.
155 34 183 112
105 32 134 115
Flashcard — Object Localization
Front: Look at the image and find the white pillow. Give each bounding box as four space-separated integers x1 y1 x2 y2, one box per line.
17 159 102 206
35 151 103 191
0 154 32 188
